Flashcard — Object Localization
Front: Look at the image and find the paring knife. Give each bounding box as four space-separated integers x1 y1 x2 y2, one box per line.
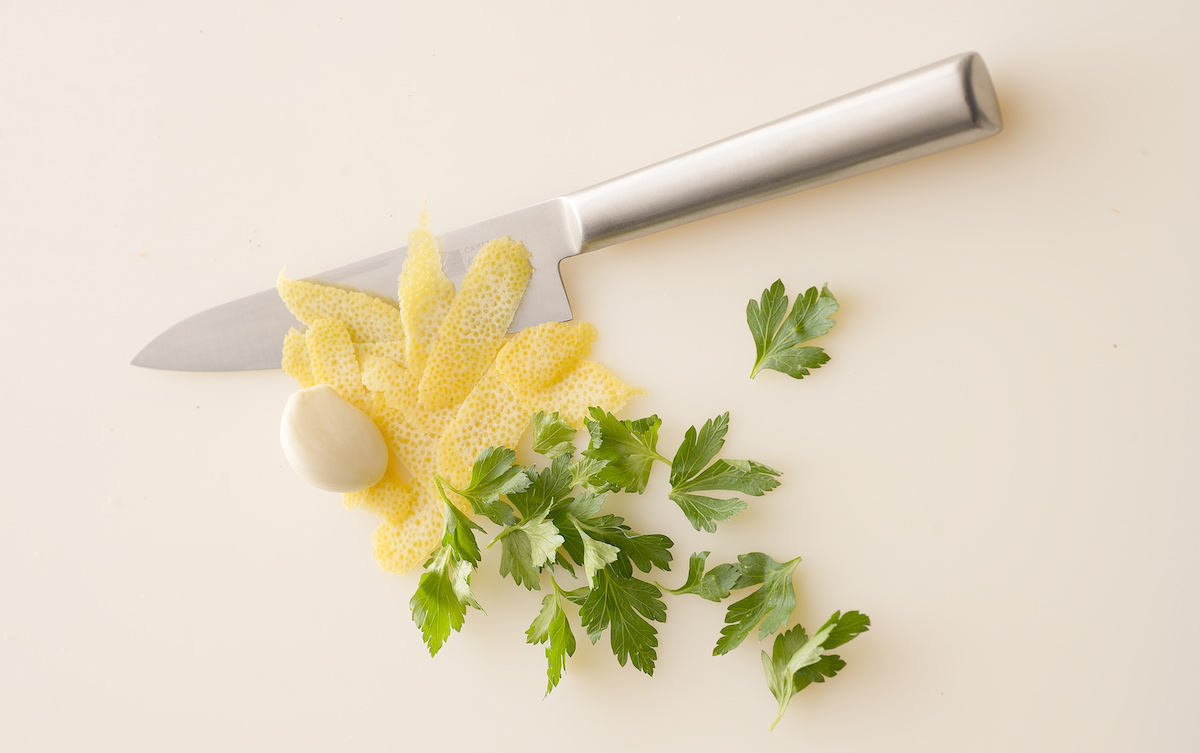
133 51 1002 372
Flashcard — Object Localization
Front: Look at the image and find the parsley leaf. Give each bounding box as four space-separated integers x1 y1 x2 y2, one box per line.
659 550 744 602
506 454 572 519
526 579 578 696
461 446 532 499
571 454 614 493
409 547 482 656
761 610 870 730
438 446 529 526
490 457 573 590
669 412 729 482
747 280 838 379
441 499 486 566
610 529 674 576
670 459 781 532
557 510 673 578
553 549 577 577
531 411 578 459
571 519 621 588
553 488 606 520
576 569 667 675
714 552 802 655
583 408 669 494
494 509 564 590
668 413 781 532
408 500 489 656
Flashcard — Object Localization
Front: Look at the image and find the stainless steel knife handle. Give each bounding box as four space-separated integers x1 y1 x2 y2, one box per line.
566 51 1001 253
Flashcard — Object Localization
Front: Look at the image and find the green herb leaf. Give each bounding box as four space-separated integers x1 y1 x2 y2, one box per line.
561 512 672 578
577 569 667 676
659 551 744 602
507 454 572 519
409 548 482 656
526 579 578 696
463 446 532 499
761 610 870 730
571 519 621 588
495 510 564 590
669 412 731 483
667 491 748 534
583 408 668 494
571 453 614 493
748 281 838 379
561 584 591 607
667 413 781 532
714 552 802 655
669 459 781 532
553 549 577 577
441 500 485 566
610 529 674 576
531 411 578 459
465 492 517 528
553 488 606 520
818 609 872 651
440 446 530 526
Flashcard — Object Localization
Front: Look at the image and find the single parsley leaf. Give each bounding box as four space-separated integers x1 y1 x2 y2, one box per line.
761 610 870 730
577 569 667 676
441 499 485 566
611 529 674 576
561 584 591 607
462 446 532 499
668 490 748 534
506 454 573 519
571 519 621 588
747 280 838 379
818 609 871 651
561 512 672 578
659 550 744 602
667 413 781 532
553 549 577 577
440 447 529 526
409 548 482 656
571 454 614 493
714 552 802 655
526 579 578 697
553 488 606 520
494 510 564 590
669 412 730 483
531 411 578 459
669 459 782 533
583 408 669 494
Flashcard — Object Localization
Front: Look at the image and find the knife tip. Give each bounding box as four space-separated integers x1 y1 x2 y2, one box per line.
130 347 169 370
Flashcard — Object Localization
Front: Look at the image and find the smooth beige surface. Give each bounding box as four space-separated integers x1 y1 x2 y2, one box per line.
2 2 1197 750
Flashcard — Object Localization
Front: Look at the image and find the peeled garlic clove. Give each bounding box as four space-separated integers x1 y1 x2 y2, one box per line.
281 384 388 493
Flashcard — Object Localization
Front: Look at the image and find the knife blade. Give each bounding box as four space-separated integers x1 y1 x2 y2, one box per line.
133 51 1001 371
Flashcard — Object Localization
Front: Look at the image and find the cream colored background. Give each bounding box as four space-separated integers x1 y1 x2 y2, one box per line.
2 1 1197 751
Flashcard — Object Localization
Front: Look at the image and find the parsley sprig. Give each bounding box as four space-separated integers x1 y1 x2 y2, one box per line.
409 502 485 656
762 610 871 729
747 280 839 379
584 407 782 533
410 407 866 728
668 413 781 532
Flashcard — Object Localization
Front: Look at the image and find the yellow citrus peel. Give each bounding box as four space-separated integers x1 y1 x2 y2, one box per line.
417 237 532 410
280 211 641 575
277 272 405 343
399 206 455 378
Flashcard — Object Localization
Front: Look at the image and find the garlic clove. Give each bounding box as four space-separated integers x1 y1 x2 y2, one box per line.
280 384 388 493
